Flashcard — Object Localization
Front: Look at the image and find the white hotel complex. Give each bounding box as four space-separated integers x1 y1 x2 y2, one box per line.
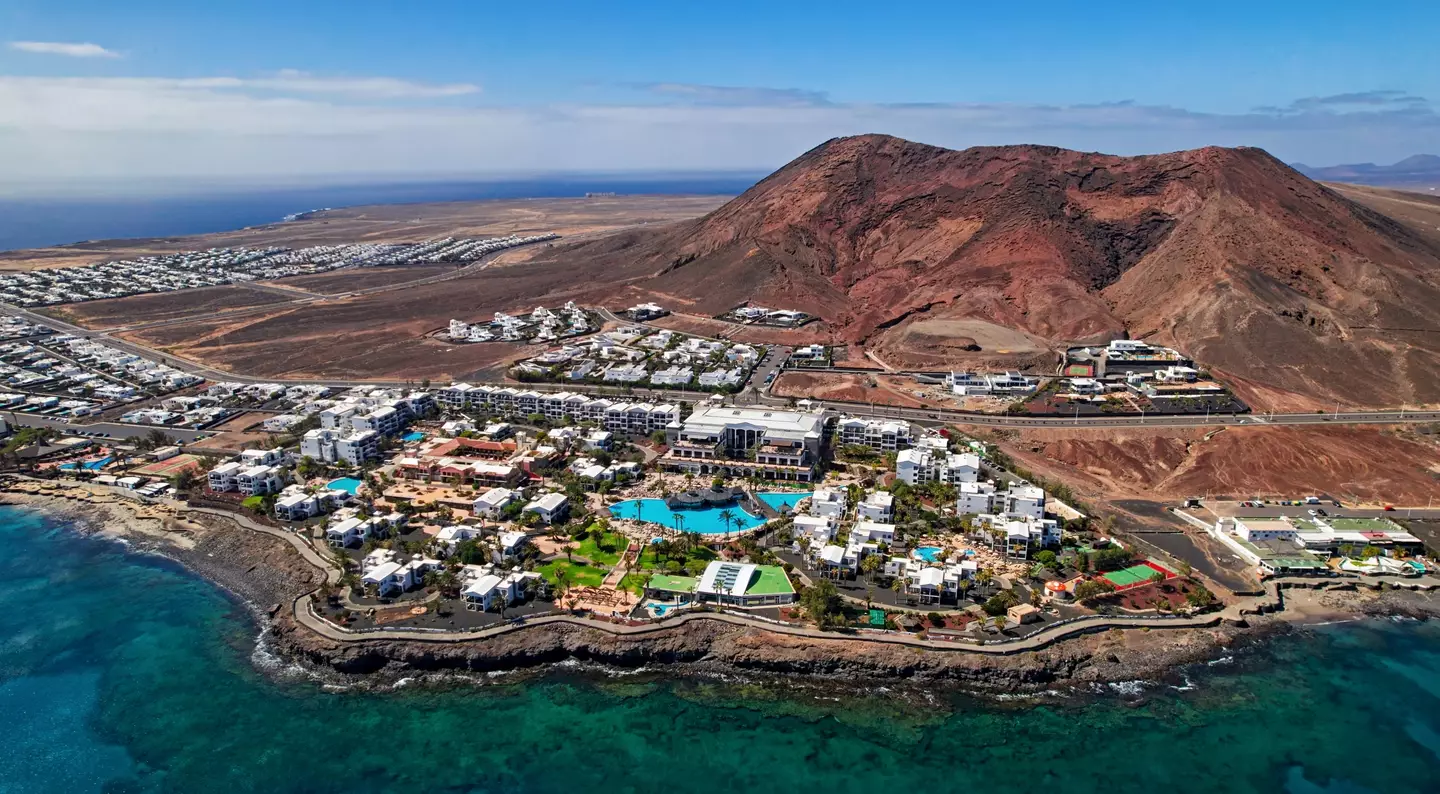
663 404 827 482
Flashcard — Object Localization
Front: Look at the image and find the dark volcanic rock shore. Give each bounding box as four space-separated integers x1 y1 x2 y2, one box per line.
268 605 1257 692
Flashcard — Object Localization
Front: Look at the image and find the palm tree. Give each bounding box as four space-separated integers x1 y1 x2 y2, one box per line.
890 576 906 604
718 508 737 541
860 553 882 581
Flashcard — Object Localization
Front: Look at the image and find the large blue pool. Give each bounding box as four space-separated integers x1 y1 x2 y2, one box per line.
756 491 808 513
610 492 807 534
401 431 426 442
610 499 763 534
325 477 362 495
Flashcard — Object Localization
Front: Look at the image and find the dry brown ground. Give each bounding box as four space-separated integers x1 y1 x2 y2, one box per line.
976 423 1440 506
199 412 276 450
0 195 731 271
39 286 293 329
1329 183 1440 250
29 196 733 380
258 264 455 294
771 371 927 407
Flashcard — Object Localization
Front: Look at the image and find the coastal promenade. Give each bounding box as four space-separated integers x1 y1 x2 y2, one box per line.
289 591 1227 655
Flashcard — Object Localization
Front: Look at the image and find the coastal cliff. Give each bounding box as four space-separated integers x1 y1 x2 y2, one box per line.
269 605 1253 690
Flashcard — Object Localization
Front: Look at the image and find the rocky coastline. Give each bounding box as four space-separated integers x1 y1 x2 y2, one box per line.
5 480 1436 695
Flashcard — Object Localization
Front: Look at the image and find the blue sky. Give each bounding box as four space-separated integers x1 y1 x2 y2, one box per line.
1 0 1436 193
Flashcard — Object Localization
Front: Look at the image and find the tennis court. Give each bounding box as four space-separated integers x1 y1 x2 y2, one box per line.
1101 560 1175 591
131 454 202 477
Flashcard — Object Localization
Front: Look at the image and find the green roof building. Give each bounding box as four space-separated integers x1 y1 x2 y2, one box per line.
645 562 795 607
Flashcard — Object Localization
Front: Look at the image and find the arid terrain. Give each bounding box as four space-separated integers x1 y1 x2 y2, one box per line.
0 195 730 271
24 195 730 380
13 139 1440 409
980 423 1440 507
41 285 293 329
524 136 1440 410
772 372 928 408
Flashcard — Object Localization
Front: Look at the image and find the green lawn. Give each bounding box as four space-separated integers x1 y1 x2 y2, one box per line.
536 559 606 588
572 528 626 566
618 572 652 596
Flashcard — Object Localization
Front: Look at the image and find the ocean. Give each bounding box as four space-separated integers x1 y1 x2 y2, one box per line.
2 504 1438 794
0 174 763 252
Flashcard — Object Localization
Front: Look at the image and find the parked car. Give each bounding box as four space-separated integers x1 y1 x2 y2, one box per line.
1384 505 1396 511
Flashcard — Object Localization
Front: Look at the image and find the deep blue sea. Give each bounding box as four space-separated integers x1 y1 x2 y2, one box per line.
0 174 762 251
2 503 1439 794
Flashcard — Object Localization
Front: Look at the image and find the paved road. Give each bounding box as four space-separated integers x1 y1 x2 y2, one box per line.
1203 503 1440 520
3 412 214 442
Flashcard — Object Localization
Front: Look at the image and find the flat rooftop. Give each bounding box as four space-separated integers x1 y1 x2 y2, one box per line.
647 574 698 593
746 566 796 596
1327 517 1404 532
1237 518 1298 533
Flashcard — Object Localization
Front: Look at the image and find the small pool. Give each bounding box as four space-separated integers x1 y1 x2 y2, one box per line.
326 477 363 495
756 491 808 513
610 498 765 534
60 456 112 472
644 600 689 618
401 431 425 442
915 546 943 563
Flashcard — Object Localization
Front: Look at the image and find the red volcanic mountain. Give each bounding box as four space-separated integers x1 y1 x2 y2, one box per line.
536 134 1440 409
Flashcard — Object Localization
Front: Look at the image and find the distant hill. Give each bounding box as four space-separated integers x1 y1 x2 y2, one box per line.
529 135 1440 409
1292 154 1440 187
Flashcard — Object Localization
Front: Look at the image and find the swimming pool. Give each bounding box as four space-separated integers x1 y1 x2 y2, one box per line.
401 431 425 442
609 498 765 534
915 546 943 563
60 456 113 472
325 477 362 495
756 491 808 513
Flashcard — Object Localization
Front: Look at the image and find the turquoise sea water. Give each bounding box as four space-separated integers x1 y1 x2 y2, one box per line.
4 504 1440 794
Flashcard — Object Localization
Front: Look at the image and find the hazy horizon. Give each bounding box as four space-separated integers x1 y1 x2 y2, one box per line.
1 1 1436 194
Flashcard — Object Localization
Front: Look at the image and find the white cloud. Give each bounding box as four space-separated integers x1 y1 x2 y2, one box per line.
8 41 120 58
0 73 1433 192
632 82 831 107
